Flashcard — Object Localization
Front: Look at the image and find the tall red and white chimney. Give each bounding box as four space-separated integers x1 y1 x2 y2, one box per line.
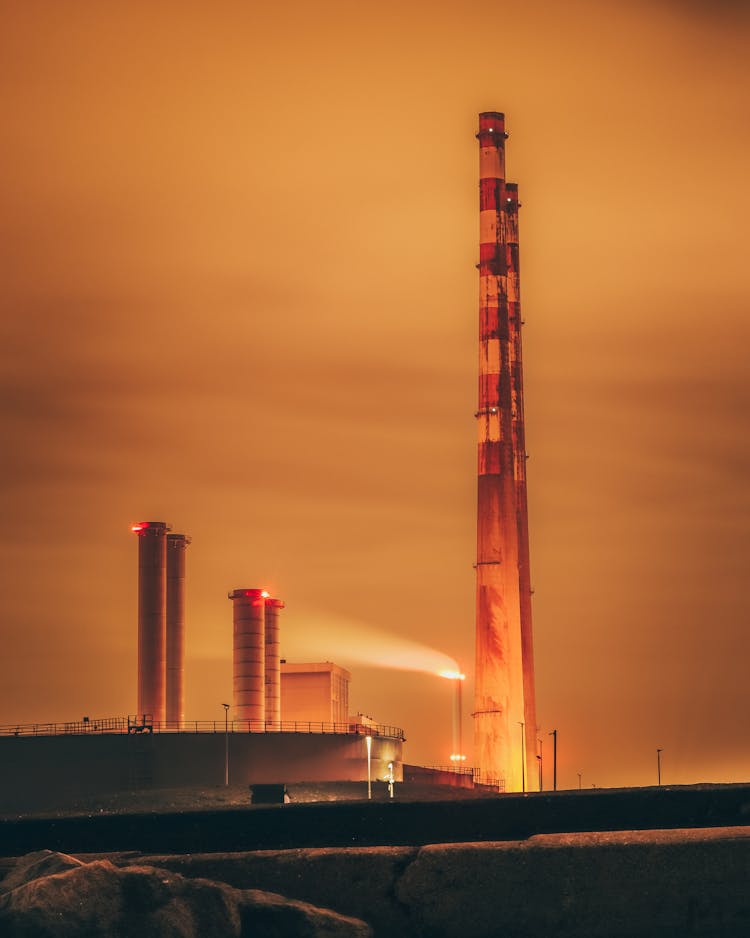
474 113 538 791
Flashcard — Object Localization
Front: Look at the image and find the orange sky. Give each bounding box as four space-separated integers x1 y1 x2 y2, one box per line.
1 0 748 789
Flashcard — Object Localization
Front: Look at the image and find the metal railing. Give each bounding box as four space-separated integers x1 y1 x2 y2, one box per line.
0 717 130 737
0 716 406 741
416 764 505 792
422 764 476 777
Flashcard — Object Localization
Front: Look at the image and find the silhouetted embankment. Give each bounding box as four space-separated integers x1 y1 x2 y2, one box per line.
1 782 748 856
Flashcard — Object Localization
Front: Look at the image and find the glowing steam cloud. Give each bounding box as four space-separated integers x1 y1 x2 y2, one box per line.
282 611 460 677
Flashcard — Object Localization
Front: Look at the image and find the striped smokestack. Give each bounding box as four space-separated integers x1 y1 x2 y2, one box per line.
474 112 537 792
505 182 539 784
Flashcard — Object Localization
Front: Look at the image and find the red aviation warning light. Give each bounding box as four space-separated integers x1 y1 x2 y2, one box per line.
131 521 170 534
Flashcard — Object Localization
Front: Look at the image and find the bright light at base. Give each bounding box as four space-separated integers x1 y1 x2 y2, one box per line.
450 754 467 762
439 670 465 681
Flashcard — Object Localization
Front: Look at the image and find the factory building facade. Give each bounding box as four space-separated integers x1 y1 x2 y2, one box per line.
0 727 404 813
280 662 350 724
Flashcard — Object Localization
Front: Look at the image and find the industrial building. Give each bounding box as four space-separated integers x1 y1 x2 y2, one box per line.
1 111 539 806
0 523 404 811
280 662 351 724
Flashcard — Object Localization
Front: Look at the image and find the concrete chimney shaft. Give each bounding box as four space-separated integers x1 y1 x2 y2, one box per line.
229 588 267 725
135 521 169 724
264 598 284 727
166 534 190 726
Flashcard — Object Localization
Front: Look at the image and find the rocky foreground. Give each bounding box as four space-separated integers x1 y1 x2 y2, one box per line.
2 826 749 937
0 849 370 937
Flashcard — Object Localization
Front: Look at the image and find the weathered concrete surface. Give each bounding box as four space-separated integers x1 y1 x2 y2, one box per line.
126 845 418 935
125 827 750 937
396 828 750 938
0 854 372 937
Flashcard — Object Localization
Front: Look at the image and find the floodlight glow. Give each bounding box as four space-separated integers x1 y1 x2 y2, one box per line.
439 670 466 681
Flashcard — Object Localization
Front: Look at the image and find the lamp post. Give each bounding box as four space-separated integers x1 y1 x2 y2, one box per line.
548 729 557 791
365 735 372 800
518 721 526 793
537 737 543 791
657 748 663 787
439 669 466 764
577 772 582 791
222 703 230 786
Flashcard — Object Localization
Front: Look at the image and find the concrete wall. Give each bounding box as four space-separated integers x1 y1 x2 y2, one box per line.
0 733 403 812
126 827 750 938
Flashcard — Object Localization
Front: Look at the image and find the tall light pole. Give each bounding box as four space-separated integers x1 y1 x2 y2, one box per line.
657 748 663 787
365 734 372 800
548 729 557 791
222 703 230 786
577 772 582 791
518 721 526 793
439 670 466 764
537 737 543 791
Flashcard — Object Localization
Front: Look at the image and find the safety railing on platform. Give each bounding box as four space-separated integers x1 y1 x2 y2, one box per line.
0 716 406 741
416 764 505 792
422 764 475 777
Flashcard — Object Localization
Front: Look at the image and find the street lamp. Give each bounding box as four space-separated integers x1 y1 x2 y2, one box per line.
518 721 526 793
222 703 230 786
577 772 582 791
548 729 557 791
657 748 663 787
365 734 372 800
537 737 543 791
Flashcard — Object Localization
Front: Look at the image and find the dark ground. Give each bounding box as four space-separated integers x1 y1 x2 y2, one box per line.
1 781 748 858
0 780 489 822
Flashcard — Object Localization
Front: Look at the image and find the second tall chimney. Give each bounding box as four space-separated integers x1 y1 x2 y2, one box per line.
166 533 190 726
264 597 284 726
